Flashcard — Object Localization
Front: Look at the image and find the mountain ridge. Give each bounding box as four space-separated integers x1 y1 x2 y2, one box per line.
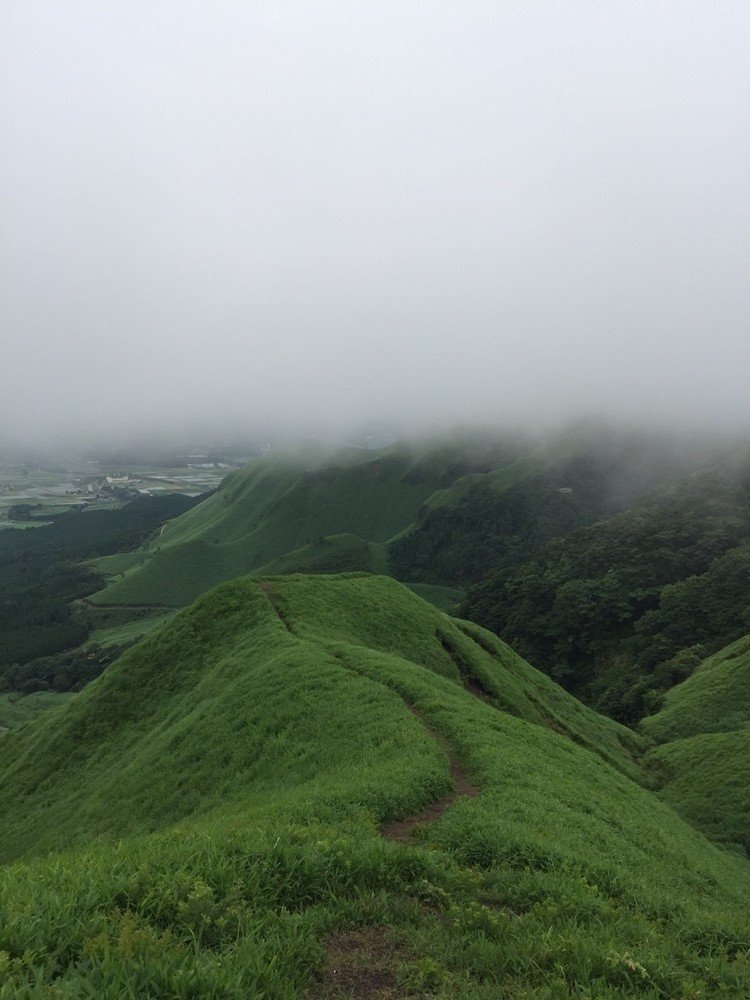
0 574 748 995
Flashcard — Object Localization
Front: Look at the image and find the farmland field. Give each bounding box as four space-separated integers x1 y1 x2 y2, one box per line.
0 458 240 528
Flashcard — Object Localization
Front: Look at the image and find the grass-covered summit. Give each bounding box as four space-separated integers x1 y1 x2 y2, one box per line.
0 574 748 997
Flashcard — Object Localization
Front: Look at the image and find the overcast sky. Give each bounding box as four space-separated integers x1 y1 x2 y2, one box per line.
2 1 749 448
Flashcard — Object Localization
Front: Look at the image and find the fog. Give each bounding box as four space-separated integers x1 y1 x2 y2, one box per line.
2 2 749 451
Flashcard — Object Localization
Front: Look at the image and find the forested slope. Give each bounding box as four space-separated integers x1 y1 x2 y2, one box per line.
462 471 750 720
389 428 692 586
0 493 199 669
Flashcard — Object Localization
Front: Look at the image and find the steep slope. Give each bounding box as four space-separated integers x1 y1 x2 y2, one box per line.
87 444 520 609
463 470 750 720
389 424 703 587
641 634 750 743
644 731 750 855
0 576 748 996
641 636 750 853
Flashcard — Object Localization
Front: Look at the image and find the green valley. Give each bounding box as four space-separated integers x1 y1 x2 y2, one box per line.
6 4 749 995
2 431 750 997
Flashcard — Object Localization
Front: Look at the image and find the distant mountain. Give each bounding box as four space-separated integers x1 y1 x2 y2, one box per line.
462 465 750 720
85 427 702 611
388 426 697 586
78 428 750 726
0 574 747 995
85 438 524 609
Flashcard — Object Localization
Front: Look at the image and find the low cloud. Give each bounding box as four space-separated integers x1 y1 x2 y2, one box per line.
2 1 749 450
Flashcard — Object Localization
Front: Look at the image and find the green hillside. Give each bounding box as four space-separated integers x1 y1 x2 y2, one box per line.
640 636 750 854
85 429 727 645
87 428 688 614
0 575 748 996
389 426 702 588
87 445 517 610
254 534 388 577
645 730 750 855
418 454 543 513
641 634 750 743
463 471 750 721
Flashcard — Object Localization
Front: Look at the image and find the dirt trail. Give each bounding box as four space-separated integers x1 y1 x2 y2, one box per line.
324 647 480 843
79 598 175 611
258 580 295 633
381 706 478 843
253 605 479 843
314 705 479 995
436 630 496 706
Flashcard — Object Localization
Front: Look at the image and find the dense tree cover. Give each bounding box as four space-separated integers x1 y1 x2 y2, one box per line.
388 446 683 586
6 502 60 521
0 643 127 694
462 472 750 721
390 476 603 585
0 494 201 670
636 544 750 656
0 561 101 667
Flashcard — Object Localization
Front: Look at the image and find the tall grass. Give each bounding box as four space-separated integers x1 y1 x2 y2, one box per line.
0 575 748 996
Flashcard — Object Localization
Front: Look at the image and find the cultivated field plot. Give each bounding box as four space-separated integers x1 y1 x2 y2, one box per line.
0 460 238 529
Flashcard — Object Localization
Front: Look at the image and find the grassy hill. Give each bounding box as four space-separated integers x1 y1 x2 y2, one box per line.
0 575 748 996
644 730 750 856
86 444 519 610
640 636 750 854
641 635 750 743
87 428 697 616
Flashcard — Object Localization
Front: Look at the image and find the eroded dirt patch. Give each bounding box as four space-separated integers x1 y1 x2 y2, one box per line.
462 674 494 704
314 927 405 999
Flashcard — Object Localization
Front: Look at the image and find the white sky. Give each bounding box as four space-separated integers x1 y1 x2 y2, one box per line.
2 1 749 446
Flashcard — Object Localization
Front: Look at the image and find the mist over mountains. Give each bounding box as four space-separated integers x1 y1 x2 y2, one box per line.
2 2 750 450
4 6 750 995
